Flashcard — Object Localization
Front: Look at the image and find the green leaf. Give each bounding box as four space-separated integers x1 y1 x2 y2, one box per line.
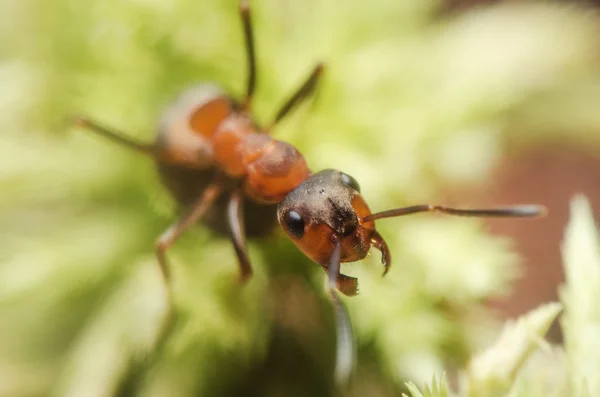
465 302 562 397
403 374 453 397
560 195 600 397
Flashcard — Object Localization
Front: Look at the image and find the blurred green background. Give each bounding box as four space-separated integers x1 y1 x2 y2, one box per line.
3 0 600 396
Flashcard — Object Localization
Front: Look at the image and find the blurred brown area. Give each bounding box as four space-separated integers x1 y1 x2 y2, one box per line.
453 146 600 341
438 0 600 343
441 0 600 13
441 0 501 13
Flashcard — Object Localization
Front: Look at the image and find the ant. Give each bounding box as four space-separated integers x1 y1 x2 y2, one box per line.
73 0 547 384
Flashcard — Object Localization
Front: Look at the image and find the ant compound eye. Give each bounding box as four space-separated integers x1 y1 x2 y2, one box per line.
341 173 361 192
284 210 305 239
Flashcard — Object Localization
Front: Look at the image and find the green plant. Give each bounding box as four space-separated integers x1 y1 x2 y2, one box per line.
3 1 600 395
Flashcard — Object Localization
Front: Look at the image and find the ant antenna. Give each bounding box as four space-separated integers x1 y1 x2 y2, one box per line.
328 236 354 385
362 204 547 223
239 0 256 109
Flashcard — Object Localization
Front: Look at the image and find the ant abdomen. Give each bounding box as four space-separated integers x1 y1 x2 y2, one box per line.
156 84 236 169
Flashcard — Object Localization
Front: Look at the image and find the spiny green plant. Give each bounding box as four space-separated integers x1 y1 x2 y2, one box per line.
405 196 600 397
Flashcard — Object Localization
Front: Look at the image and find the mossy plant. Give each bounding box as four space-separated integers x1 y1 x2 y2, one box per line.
2 0 600 396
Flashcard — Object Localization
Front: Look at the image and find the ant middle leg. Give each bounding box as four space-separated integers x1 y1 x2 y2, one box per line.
155 182 223 301
238 0 323 122
227 188 253 282
268 63 325 129
73 115 156 156
239 0 256 109
150 180 222 349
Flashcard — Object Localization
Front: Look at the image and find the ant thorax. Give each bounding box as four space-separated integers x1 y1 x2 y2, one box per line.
156 84 311 204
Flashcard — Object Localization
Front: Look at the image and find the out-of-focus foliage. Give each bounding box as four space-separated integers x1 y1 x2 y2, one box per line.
405 374 454 397
407 196 600 397
464 302 561 397
404 303 561 397
560 196 600 397
2 0 600 396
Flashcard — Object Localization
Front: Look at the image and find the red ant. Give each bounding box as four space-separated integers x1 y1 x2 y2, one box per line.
73 0 547 384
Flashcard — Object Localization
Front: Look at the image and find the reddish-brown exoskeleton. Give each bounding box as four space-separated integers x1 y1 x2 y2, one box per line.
73 0 547 383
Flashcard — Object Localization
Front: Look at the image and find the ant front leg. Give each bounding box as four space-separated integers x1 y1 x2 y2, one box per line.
227 189 253 282
327 236 355 384
323 269 358 297
155 182 223 301
370 231 391 276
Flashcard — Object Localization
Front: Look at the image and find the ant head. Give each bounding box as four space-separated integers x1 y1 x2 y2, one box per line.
277 169 376 265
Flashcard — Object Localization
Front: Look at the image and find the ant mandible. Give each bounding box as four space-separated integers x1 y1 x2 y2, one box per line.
73 0 547 384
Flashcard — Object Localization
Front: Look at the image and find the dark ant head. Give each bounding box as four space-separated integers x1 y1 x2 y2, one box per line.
277 169 376 265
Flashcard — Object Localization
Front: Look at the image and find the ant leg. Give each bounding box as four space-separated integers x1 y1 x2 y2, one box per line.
155 183 223 300
227 189 253 282
239 0 256 109
322 269 358 296
370 231 391 276
337 274 359 296
73 115 156 156
268 63 325 129
327 236 355 385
